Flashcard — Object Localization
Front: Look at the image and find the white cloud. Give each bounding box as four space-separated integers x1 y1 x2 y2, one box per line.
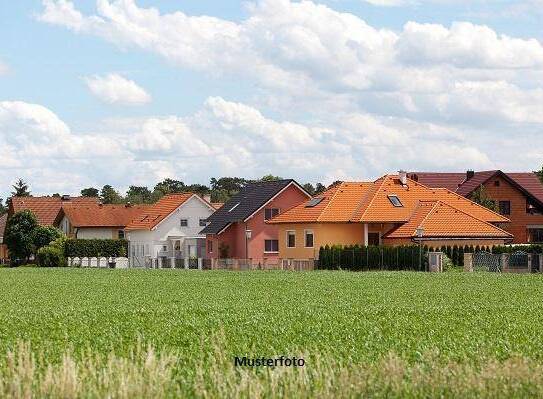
84 73 151 105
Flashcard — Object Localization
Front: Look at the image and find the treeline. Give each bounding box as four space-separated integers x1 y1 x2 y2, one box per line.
317 244 543 271
4 175 333 209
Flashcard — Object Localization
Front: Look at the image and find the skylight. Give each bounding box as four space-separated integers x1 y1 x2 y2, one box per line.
305 197 324 208
388 195 403 207
229 203 240 212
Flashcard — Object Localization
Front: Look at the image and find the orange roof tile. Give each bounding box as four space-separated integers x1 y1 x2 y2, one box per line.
211 202 224 210
269 175 509 228
385 201 513 239
10 196 99 226
125 193 195 231
62 204 150 228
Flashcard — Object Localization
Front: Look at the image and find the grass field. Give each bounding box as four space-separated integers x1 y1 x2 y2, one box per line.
1 268 543 397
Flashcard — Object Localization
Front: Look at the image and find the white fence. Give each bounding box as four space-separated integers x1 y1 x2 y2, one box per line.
68 257 129 268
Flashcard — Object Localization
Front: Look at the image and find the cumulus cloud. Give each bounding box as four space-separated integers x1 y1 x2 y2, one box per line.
84 73 151 105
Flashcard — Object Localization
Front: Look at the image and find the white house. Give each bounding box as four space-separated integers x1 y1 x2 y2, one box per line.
125 193 216 268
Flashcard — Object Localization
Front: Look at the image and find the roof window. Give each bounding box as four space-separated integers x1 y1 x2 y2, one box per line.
305 197 324 208
388 195 403 207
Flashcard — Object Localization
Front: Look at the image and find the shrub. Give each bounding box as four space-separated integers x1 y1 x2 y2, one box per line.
37 245 66 268
64 239 128 258
32 226 64 251
4 210 38 265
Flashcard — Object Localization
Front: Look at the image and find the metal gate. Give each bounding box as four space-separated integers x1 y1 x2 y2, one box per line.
531 253 541 273
473 251 501 272
508 251 529 270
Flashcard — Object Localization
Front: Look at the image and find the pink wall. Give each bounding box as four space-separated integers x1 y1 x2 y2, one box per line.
206 183 309 261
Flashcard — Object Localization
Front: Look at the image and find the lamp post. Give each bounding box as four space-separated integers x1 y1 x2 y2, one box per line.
415 227 425 271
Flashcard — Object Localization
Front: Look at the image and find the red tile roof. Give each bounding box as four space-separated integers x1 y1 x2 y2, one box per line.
62 204 150 228
125 193 195 231
10 196 99 226
508 173 543 205
385 201 512 239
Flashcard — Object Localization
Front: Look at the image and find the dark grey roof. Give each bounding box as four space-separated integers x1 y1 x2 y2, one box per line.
200 179 303 235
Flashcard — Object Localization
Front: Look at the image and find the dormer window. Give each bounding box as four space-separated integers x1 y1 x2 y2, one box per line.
388 195 403 207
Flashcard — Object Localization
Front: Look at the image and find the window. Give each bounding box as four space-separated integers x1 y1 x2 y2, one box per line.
499 201 511 215
388 195 403 207
264 208 280 220
287 231 296 248
264 239 279 252
304 230 314 248
199 218 207 227
180 219 188 227
529 229 543 243
118 230 125 239
305 197 324 207
208 240 213 253
368 232 380 246
494 180 500 187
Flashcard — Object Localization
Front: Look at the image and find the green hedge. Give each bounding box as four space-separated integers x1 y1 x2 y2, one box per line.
317 245 427 271
64 239 128 258
37 246 66 267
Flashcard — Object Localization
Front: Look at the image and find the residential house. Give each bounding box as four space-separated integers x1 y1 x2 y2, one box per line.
268 173 512 260
200 179 311 263
408 170 543 243
59 203 149 239
9 195 99 227
125 193 216 268
0 214 8 262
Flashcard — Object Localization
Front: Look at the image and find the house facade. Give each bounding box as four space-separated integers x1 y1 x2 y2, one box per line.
200 180 310 264
59 203 149 239
408 171 543 244
125 193 216 268
269 174 512 260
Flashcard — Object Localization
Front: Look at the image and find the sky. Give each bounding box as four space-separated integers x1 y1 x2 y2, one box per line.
0 0 542 198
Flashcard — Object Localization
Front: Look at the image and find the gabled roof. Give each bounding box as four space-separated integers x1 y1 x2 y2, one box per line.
384 201 513 239
408 170 543 208
10 196 99 226
61 204 150 228
125 193 198 231
270 175 508 225
200 179 310 235
0 213 7 238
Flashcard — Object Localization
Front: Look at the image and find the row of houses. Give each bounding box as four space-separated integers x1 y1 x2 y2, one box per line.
1 170 542 266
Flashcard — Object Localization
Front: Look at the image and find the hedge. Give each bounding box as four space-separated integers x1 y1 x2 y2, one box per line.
64 239 128 258
317 245 427 271
37 245 66 268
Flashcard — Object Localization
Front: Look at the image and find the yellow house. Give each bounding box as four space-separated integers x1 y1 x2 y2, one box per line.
268 173 513 260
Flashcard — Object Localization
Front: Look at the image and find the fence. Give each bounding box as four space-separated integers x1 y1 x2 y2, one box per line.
317 245 427 271
203 258 315 271
465 251 543 273
68 257 129 268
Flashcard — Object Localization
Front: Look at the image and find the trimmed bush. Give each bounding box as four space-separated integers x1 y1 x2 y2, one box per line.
37 246 66 268
64 239 128 258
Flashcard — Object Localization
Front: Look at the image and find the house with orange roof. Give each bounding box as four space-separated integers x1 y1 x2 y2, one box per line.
58 203 150 239
408 170 543 244
268 172 512 260
125 193 216 268
9 195 99 227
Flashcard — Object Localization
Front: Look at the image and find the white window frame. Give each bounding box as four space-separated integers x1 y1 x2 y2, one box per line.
304 229 314 248
286 230 296 248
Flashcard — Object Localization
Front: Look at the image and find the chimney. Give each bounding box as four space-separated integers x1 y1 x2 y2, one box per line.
125 201 132 208
466 170 475 180
398 170 407 185
203 194 211 203
61 194 71 201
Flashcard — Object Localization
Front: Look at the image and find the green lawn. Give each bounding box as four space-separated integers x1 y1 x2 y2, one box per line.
1 268 543 397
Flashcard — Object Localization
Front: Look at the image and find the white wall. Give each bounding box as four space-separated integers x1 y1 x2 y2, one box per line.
77 228 115 239
127 196 214 259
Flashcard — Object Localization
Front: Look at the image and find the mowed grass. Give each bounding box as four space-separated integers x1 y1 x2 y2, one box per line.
2 268 543 397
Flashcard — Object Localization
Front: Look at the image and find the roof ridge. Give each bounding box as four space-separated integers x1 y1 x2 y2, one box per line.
316 183 343 222
356 175 390 222
415 201 441 235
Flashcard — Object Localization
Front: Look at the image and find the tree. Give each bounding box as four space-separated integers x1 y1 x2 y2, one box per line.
209 177 247 202
303 183 315 196
186 184 210 197
0 198 6 215
314 183 326 195
535 165 543 184
81 187 100 197
328 180 343 189
126 186 153 204
4 210 38 265
260 174 282 182
470 185 498 212
32 225 63 252
100 185 123 204
153 178 186 195
11 178 31 197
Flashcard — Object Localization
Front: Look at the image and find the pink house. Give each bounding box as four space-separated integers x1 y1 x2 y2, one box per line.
200 179 310 262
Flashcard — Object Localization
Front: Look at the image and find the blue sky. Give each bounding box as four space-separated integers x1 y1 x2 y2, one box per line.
0 0 542 198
